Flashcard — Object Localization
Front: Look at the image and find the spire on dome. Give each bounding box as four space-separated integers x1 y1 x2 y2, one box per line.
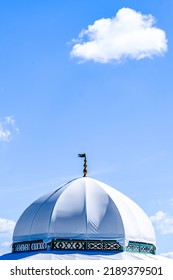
78 153 87 177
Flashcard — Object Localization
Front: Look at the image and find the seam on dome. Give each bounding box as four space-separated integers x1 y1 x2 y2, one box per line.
51 178 88 238
92 179 126 241
113 189 152 241
46 180 80 238
84 179 87 235
28 180 77 238
98 182 150 241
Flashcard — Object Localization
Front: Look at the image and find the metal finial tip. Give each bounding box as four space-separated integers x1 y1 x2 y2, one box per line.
78 153 86 158
78 153 87 177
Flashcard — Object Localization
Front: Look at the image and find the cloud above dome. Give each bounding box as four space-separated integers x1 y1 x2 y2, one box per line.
0 116 19 142
70 8 168 63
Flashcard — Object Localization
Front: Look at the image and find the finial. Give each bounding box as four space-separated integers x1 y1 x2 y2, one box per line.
78 153 87 177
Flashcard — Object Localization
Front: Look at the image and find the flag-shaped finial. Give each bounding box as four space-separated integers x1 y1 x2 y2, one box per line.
78 154 87 177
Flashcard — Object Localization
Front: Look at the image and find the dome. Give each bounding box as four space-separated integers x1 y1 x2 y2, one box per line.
13 177 156 249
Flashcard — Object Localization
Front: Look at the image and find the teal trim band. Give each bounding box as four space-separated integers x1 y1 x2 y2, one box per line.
126 241 156 254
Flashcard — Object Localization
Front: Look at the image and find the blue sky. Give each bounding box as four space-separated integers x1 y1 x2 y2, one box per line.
0 0 173 258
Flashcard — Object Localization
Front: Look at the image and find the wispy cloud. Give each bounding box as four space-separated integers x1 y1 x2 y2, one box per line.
160 252 173 259
0 218 15 256
0 241 11 248
0 116 19 142
0 217 15 236
150 211 173 234
71 8 167 63
170 198 173 206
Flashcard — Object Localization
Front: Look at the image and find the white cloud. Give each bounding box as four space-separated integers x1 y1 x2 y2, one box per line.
71 8 167 63
0 241 11 248
0 218 15 255
0 116 19 142
150 211 173 234
170 198 173 206
160 252 173 259
0 241 12 256
5 116 15 125
0 217 15 236
0 126 11 141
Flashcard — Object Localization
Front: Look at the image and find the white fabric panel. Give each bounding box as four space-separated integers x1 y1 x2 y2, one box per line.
13 191 54 242
13 185 69 241
30 185 69 237
96 180 156 246
49 180 87 238
85 180 124 240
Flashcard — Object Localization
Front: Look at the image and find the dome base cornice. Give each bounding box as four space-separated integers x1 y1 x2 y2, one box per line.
12 239 156 255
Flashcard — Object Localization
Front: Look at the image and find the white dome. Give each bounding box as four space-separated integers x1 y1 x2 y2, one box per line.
13 177 156 247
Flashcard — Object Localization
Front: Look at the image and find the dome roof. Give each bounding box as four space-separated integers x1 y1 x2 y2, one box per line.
13 177 156 247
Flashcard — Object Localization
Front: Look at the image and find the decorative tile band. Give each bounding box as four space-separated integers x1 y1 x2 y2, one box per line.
51 239 122 251
12 239 156 254
12 240 47 253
